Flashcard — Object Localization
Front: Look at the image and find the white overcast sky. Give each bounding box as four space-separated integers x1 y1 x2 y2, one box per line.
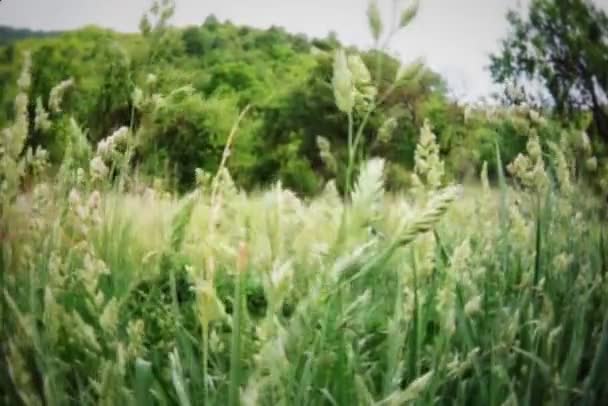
1 0 607 101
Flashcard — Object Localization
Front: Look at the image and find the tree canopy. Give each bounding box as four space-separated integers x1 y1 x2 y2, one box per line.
0 2 602 194
490 0 608 139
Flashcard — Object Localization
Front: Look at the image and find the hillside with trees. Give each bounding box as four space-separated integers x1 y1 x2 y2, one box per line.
2 1 608 405
3 1 597 195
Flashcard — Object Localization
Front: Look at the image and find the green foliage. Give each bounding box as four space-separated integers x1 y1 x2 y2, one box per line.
90 44 134 142
3 99 607 404
0 13 466 194
490 0 608 140
2 6 608 405
0 2 604 196
138 87 244 189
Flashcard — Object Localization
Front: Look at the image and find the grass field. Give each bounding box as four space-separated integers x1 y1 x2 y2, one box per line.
3 149 608 405
2 37 608 406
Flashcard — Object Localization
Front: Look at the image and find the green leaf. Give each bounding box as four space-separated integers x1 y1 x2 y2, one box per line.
135 358 154 406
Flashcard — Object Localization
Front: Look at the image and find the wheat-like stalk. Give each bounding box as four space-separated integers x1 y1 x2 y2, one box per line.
397 185 462 246
351 158 385 225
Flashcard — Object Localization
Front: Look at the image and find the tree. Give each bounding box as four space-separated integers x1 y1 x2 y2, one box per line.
490 0 608 140
139 0 181 64
91 42 133 142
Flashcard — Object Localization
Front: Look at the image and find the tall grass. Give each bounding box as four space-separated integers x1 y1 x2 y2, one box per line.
2 8 608 406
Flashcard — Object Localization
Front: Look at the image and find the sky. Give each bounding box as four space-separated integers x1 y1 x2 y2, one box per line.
0 0 603 101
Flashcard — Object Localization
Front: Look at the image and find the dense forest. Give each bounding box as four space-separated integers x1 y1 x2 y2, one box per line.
1 1 602 195
2 1 608 405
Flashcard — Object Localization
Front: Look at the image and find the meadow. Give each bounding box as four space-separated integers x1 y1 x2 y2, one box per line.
2 1 608 405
